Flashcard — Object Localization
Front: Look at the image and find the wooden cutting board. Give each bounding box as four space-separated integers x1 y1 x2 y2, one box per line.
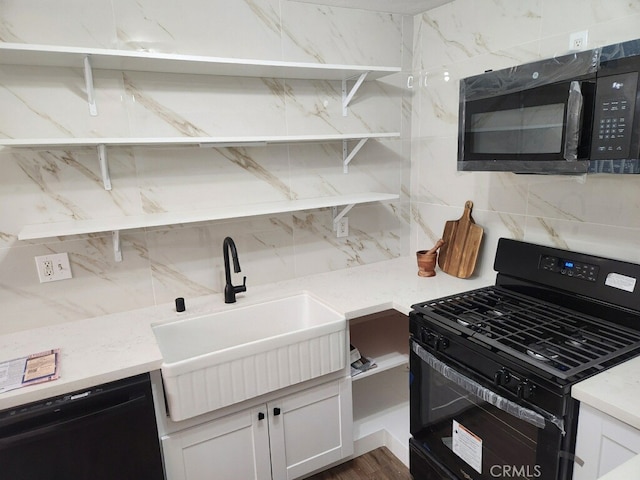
438 201 484 278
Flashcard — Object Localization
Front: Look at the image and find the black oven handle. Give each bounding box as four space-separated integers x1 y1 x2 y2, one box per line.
0 394 147 447
563 80 583 161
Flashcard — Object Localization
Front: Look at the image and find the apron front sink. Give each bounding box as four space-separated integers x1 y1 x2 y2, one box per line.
153 292 346 421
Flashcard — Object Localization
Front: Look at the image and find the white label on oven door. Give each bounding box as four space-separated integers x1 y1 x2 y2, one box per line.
452 420 482 474
605 272 636 293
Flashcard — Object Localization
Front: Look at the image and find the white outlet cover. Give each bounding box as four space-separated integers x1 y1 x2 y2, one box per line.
569 30 588 51
35 253 73 283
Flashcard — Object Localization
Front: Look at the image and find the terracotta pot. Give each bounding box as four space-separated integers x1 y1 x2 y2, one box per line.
416 250 438 277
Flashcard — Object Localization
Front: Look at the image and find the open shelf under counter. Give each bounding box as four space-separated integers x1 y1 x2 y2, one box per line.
352 365 409 433
352 365 409 462
18 192 399 241
349 309 409 382
0 132 399 149
0 42 400 80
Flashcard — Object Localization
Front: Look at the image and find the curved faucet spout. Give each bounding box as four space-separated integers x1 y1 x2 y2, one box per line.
223 236 240 277
223 237 246 303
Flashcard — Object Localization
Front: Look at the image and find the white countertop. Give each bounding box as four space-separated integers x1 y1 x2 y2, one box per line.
572 357 640 480
0 256 492 410
571 355 640 430
2 253 638 442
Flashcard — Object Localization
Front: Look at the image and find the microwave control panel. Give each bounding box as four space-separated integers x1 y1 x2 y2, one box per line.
590 71 638 160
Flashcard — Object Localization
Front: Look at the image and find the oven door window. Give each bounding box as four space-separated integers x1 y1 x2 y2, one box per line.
410 347 563 480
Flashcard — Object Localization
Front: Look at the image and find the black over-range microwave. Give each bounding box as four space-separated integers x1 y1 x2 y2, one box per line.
458 38 640 174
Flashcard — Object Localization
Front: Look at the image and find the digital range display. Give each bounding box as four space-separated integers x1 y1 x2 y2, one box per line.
540 254 598 282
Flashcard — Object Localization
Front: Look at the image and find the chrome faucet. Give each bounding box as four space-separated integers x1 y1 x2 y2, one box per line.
223 236 246 303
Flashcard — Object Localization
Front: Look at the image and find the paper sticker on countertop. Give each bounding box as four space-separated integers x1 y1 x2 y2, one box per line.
605 272 636 293
0 349 60 394
452 419 482 474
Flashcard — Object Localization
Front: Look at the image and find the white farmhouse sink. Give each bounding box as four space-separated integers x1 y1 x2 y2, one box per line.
153 292 347 421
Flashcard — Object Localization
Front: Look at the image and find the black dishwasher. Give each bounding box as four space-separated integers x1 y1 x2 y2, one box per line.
0 373 164 480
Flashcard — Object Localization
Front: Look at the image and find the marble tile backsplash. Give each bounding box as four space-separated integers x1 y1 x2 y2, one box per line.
3 0 638 335
411 0 640 272
0 0 408 333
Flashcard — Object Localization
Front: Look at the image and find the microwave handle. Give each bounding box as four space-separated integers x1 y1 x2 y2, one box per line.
563 81 583 161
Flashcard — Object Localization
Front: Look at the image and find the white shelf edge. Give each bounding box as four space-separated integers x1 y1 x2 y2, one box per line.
352 353 409 382
0 42 401 80
0 132 400 148
18 192 400 240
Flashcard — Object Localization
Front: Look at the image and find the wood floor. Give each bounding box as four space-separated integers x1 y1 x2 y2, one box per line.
306 447 412 480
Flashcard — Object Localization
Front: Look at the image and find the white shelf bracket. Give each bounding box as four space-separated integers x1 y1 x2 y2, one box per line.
332 203 355 228
112 230 122 263
342 138 368 173
83 55 98 116
342 72 368 116
97 144 112 191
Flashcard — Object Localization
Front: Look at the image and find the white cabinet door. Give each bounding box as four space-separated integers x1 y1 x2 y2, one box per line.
161 377 353 480
269 378 353 480
162 406 272 480
573 404 640 480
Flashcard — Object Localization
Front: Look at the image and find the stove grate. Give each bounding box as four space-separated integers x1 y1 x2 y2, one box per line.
412 286 640 379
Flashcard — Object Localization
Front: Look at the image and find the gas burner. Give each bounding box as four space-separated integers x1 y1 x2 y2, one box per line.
526 343 559 362
456 312 484 327
456 318 490 334
565 334 588 348
559 324 586 347
456 318 489 333
456 309 505 328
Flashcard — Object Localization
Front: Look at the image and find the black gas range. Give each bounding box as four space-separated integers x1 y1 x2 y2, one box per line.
409 238 640 480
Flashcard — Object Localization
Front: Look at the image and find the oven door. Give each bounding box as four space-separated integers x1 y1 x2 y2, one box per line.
410 341 567 480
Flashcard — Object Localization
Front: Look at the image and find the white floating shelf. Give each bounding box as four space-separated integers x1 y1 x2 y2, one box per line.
0 132 400 148
0 42 400 81
18 192 399 240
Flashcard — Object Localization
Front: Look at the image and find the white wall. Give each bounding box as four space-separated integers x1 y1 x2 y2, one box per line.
0 1 412 333
411 0 640 278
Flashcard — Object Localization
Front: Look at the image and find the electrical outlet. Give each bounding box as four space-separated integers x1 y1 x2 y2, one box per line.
336 217 349 238
35 253 72 283
569 30 588 51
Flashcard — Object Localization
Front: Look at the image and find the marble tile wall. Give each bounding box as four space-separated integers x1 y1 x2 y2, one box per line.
0 0 411 333
411 0 640 277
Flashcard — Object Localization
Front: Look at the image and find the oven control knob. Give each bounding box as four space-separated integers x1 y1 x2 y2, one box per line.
493 368 511 386
517 381 535 400
419 329 449 351
419 328 434 345
435 336 449 351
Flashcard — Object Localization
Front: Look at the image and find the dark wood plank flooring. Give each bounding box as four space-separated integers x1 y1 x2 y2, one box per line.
306 447 412 480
